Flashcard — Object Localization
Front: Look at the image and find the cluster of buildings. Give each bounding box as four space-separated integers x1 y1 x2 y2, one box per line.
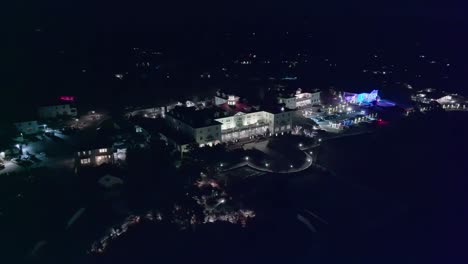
412 88 467 111
277 88 321 109
160 88 322 151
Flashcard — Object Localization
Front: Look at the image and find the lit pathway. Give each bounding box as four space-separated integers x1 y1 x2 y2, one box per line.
222 149 316 174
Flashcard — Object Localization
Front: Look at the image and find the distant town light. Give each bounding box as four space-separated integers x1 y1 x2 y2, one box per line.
347 107 352 112
265 163 269 167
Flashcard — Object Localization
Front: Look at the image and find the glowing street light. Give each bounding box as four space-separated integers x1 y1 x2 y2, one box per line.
290 164 293 168
299 143 303 147
265 163 269 167
219 163 223 167
318 138 322 142
309 151 313 154
245 156 249 161
307 158 312 162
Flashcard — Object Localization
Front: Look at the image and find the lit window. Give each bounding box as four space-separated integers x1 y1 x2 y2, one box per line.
99 148 107 153
80 158 90 164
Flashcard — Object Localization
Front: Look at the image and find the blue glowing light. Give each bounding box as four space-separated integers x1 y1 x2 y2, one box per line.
344 90 379 104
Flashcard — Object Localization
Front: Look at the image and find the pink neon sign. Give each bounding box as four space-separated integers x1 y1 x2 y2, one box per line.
59 96 75 101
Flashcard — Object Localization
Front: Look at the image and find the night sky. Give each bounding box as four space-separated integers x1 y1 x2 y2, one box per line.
4 0 468 120
14 0 468 31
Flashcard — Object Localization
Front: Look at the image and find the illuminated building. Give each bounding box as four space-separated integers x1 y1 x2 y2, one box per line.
277 88 321 110
343 90 379 104
412 89 467 109
214 91 240 106
76 145 115 167
165 93 293 148
214 101 292 141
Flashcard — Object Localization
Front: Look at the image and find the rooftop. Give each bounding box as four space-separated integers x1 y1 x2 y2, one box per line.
167 106 222 128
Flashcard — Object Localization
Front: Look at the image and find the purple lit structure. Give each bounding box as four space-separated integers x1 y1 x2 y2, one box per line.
343 90 396 107
343 90 379 104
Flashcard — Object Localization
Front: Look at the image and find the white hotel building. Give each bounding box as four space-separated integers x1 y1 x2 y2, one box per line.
165 93 293 148
277 88 321 110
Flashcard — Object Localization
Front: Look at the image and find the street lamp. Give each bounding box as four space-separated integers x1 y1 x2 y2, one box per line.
318 138 322 142
265 163 269 167
290 164 293 168
245 156 249 161
307 158 312 162
299 143 303 147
